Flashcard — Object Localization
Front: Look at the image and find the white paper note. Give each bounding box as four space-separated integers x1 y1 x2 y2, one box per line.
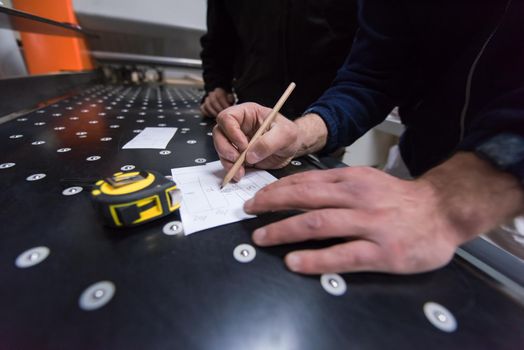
122 127 178 149
171 161 277 235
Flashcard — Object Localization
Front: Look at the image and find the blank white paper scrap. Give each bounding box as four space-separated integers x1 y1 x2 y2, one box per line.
171 161 277 235
122 127 178 149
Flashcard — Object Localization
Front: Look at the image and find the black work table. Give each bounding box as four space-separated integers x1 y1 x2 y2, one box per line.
1 83 523 350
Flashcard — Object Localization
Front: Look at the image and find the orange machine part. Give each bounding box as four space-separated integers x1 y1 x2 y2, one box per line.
13 0 94 74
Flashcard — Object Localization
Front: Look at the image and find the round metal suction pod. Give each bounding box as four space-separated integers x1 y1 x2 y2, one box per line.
62 187 83 196
15 246 50 268
79 281 116 311
163 221 184 236
26 173 46 181
423 302 457 333
233 244 256 263
320 274 347 296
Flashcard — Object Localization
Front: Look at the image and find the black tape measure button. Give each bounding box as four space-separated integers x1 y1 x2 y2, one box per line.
115 205 141 225
115 200 157 226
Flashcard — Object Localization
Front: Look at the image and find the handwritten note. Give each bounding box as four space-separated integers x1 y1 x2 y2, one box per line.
171 161 277 235
123 127 177 149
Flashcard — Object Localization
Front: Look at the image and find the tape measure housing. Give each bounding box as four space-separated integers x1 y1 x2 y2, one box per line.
91 170 181 227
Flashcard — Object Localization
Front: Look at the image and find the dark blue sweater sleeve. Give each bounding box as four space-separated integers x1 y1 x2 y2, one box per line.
305 0 414 153
458 87 524 185
457 0 524 185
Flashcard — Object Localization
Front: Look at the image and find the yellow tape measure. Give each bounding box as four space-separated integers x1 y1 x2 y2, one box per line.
91 170 181 228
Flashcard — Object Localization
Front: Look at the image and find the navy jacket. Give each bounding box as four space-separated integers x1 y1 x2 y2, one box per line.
307 0 524 180
201 0 358 117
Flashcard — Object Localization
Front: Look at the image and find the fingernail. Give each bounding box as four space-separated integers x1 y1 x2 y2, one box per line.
233 168 244 182
252 228 266 244
286 253 302 272
244 198 254 212
226 152 236 162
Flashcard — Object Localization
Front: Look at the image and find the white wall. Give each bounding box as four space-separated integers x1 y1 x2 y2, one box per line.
0 1 28 78
73 0 206 30
342 130 397 168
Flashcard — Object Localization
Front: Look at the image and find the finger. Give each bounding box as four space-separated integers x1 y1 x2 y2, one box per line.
261 168 353 193
213 125 248 181
201 103 214 118
227 93 235 104
232 165 245 182
209 94 227 114
250 167 358 202
200 104 209 117
245 121 296 164
284 240 382 274
252 208 369 246
216 110 250 150
208 97 224 116
224 103 273 141
252 154 294 170
216 93 232 110
218 157 245 182
204 100 219 117
213 126 241 163
244 182 356 214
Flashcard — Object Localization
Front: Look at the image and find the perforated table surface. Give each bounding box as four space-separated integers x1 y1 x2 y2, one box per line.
1 84 523 349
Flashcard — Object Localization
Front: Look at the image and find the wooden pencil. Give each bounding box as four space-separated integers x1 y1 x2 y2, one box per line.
220 82 296 189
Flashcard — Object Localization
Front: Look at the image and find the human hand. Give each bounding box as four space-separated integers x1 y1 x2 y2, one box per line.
244 166 464 274
213 102 301 181
201 87 235 118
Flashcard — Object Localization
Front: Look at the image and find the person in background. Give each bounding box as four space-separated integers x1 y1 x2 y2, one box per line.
213 0 524 275
200 0 358 119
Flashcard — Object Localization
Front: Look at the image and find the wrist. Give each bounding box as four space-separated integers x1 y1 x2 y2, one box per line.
293 113 328 157
418 152 524 244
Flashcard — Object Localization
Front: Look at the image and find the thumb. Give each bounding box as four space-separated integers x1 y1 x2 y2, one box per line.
227 94 235 104
246 122 296 164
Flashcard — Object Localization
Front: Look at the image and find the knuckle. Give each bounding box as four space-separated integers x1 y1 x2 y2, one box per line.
339 181 357 194
286 173 306 185
303 211 325 231
339 181 367 200
330 245 362 271
257 186 270 196
225 151 237 163
344 167 367 178
293 183 311 200
348 253 366 270
216 113 228 125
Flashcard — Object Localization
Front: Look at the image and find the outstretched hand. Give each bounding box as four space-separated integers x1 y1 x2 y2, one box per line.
244 153 524 275
244 166 461 274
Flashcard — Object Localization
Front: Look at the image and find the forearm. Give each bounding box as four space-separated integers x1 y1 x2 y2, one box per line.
294 113 329 157
420 152 524 245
